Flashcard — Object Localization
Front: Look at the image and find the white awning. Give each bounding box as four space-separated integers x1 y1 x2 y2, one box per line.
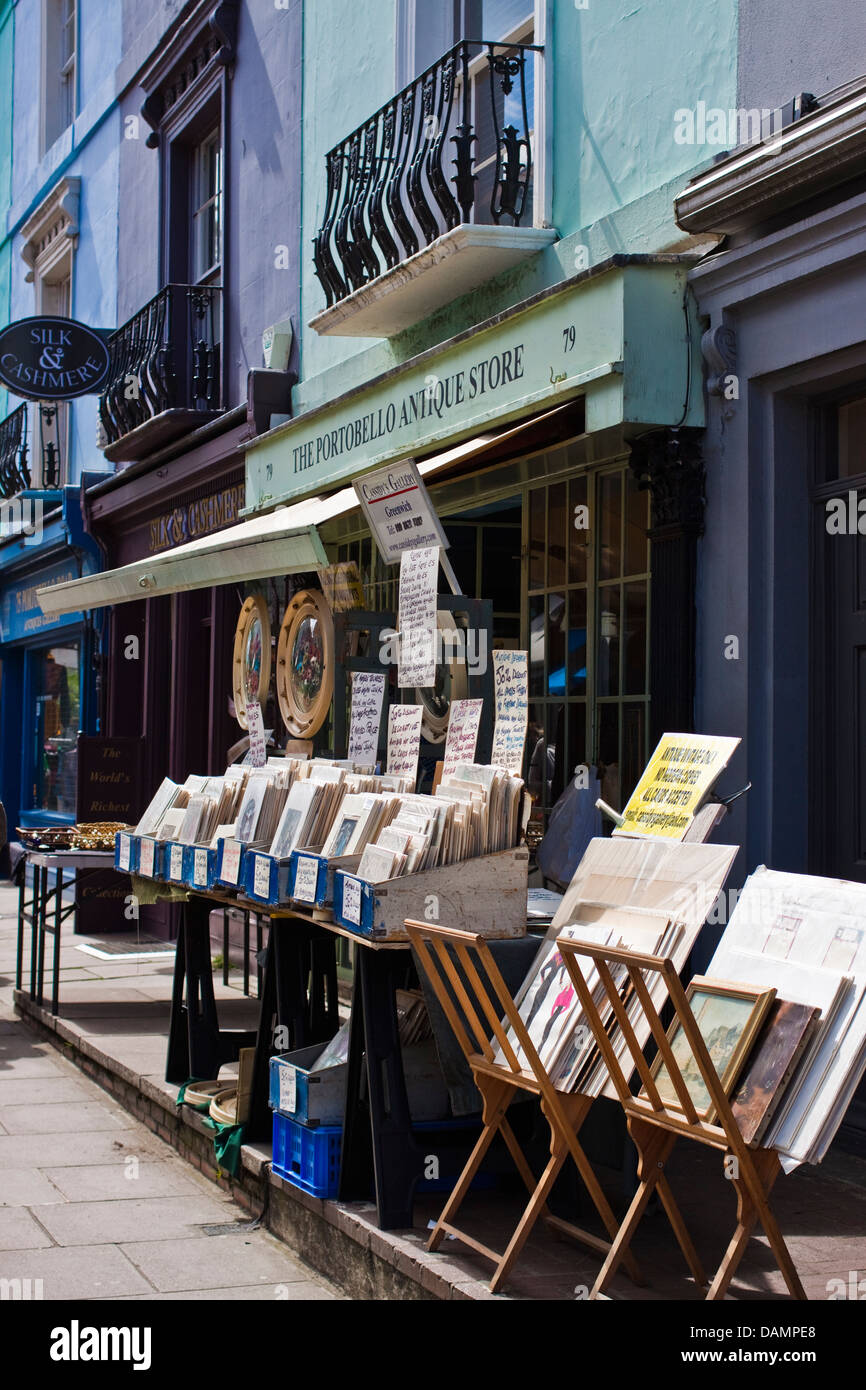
36 513 329 617
37 402 573 619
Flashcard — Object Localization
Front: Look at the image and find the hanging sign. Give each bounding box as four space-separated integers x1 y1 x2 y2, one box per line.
397 545 439 688
386 704 423 783
615 733 741 840
354 460 450 565
443 698 484 776
0 316 111 400
490 651 529 774
245 702 268 767
347 671 387 770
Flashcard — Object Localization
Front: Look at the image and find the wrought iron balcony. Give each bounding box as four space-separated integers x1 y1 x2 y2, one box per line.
98 283 222 463
312 39 546 328
0 402 31 499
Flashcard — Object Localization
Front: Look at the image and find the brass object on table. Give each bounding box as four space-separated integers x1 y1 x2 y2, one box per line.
70 822 135 851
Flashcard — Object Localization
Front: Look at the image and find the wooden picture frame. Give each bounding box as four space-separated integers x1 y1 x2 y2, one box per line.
276 588 334 739
643 976 776 1123
232 594 272 730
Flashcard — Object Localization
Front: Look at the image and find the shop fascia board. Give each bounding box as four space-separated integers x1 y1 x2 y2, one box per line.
675 83 866 235
243 257 700 515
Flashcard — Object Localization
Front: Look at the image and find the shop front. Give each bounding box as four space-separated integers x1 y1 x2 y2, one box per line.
0 489 100 831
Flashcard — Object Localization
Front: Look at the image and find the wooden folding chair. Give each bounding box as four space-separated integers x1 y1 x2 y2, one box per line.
556 937 806 1300
405 919 644 1294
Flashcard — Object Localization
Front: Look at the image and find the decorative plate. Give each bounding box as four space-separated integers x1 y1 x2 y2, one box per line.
232 594 272 729
276 589 334 738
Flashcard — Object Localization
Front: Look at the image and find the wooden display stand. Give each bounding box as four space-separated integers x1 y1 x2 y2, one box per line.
556 937 806 1300
404 919 643 1294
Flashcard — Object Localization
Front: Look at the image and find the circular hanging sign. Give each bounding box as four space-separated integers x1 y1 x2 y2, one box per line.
0 316 111 401
276 589 334 739
232 595 272 729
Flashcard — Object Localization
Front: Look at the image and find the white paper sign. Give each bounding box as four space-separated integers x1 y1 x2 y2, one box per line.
398 545 439 688
193 847 209 887
386 703 423 782
140 838 156 877
342 875 362 925
253 855 271 898
443 698 483 776
170 843 184 880
347 670 387 769
246 701 267 767
293 854 319 904
490 650 529 773
279 1065 297 1114
354 459 450 565
221 839 242 885
118 834 131 871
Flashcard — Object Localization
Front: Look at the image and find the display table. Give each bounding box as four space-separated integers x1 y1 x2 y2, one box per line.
16 851 117 1014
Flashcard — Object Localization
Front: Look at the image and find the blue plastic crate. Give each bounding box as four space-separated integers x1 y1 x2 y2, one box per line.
136 835 164 880
216 835 245 888
165 841 186 885
271 1110 342 1199
114 831 139 874
183 844 219 891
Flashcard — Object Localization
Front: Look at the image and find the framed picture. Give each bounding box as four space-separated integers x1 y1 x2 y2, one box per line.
276 589 334 738
644 976 776 1123
232 595 272 730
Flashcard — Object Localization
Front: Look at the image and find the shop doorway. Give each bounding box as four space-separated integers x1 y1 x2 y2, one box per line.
811 392 866 883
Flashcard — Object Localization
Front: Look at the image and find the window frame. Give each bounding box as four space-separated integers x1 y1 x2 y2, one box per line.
41 0 78 156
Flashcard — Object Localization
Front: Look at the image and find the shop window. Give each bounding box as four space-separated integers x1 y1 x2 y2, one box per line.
31 643 80 815
42 0 77 153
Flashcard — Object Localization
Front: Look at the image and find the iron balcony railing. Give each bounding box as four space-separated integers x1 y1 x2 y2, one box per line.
98 283 222 448
313 38 540 309
0 402 31 499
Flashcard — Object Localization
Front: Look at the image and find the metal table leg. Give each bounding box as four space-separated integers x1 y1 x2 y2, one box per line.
30 864 41 1000
16 869 25 990
52 865 63 1015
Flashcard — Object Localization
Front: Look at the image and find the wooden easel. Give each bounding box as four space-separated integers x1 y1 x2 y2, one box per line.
556 937 807 1300
404 919 644 1294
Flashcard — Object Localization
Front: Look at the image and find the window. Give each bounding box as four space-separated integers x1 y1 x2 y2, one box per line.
31 643 81 815
191 129 222 285
42 0 77 153
20 181 78 487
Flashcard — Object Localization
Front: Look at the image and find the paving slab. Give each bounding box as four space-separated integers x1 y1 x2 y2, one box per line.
119 1233 316 1292
0 1167 66 1206
43 1161 210 1203
0 1205 54 1249
0 1128 173 1169
0 1100 132 1134
112 1282 341 1300
0 1243 154 1299
0 1076 94 1105
31 1194 240 1247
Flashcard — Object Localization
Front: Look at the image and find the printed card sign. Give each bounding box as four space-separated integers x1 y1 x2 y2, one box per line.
294 855 319 904
354 460 450 565
397 545 439 688
386 703 423 783
443 698 483 776
118 834 131 871
279 1066 297 1115
347 671 387 769
615 733 741 840
170 844 184 880
193 848 209 887
140 838 156 877
221 839 242 885
491 650 528 773
253 855 271 898
246 701 267 767
342 875 362 925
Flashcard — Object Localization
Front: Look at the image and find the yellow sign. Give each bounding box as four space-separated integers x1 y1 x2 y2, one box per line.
615 733 741 839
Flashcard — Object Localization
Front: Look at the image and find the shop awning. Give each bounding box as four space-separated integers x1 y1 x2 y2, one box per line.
36 403 573 619
35 511 329 617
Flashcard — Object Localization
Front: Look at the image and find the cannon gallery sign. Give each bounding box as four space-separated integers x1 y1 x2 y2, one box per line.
0 315 111 400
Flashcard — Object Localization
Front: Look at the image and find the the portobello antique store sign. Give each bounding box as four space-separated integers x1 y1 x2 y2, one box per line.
244 262 703 512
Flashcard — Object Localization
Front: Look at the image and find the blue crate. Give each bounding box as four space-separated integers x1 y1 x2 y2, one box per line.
244 851 292 905
216 836 246 888
271 1110 342 1199
289 850 328 907
183 844 219 891
114 831 139 874
165 841 186 885
136 835 164 880
333 869 376 936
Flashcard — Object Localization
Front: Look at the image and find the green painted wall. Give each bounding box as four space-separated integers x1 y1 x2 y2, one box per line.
294 0 738 433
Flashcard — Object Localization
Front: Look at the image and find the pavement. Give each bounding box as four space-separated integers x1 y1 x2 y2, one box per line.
2 879 866 1301
0 883 344 1301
